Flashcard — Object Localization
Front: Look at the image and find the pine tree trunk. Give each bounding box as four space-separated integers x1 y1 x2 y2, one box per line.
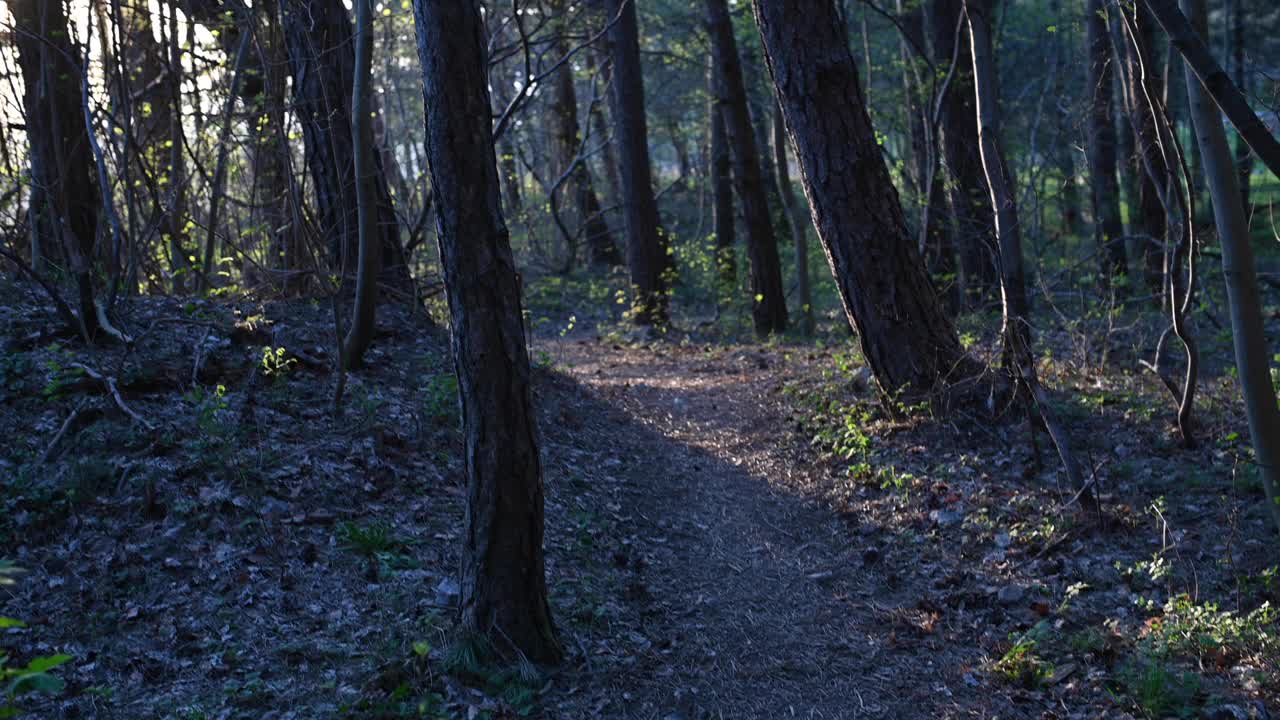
705 0 787 335
753 0 973 394
1120 3 1169 293
410 0 562 662
604 0 670 326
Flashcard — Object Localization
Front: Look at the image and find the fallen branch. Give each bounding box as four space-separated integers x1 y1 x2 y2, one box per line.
41 401 104 463
70 363 156 431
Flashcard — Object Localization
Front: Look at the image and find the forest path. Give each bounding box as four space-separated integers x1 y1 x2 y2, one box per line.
540 340 948 720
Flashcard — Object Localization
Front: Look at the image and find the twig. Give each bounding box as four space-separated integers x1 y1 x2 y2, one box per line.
41 400 103 463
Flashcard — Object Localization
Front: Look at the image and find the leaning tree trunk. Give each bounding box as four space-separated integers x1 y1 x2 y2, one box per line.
1181 0 1280 535
1086 0 1129 285
281 0 411 293
410 0 562 663
604 0 670 326
753 0 975 394
13 0 102 340
929 0 998 305
705 0 787 335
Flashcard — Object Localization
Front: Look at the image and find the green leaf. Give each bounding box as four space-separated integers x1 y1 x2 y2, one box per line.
24 655 72 673
0 618 26 629
413 641 431 657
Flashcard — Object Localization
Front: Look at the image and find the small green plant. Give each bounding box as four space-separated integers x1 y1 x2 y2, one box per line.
260 346 296 379
992 620 1054 688
1115 652 1201 719
339 521 398 557
1 563 73 718
421 374 459 425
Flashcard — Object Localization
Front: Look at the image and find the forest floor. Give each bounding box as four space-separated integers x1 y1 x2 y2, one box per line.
2 286 1278 719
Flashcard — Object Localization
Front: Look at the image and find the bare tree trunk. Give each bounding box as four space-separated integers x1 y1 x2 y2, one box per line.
708 66 737 304
1142 0 1280 180
605 0 670 326
772 103 814 335
342 0 381 369
281 0 411 293
410 0 562 663
753 0 976 394
1086 0 1129 285
1120 2 1169 293
14 0 102 340
964 0 1029 356
1227 0 1254 213
1181 0 1280 535
929 0 998 305
549 3 621 268
705 0 787 335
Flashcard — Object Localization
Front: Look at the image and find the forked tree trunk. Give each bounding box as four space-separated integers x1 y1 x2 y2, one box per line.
604 0 670 326
1086 0 1128 284
1180 0 1280 535
705 0 787 335
410 0 562 662
753 0 974 394
13 0 102 340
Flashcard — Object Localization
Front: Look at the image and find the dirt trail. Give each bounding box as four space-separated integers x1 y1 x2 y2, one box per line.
543 341 955 719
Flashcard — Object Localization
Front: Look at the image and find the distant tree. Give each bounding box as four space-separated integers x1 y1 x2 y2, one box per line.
342 0 380 370
410 0 562 662
704 0 787 335
928 0 998 304
1086 0 1128 285
549 0 621 268
772 103 814 335
604 0 671 327
707 66 737 303
753 0 974 393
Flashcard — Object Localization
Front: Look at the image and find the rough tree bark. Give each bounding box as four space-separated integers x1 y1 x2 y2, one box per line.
604 0 670 326
410 0 562 662
753 0 974 394
281 0 411 292
1181 0 1280 535
13 0 102 340
705 0 787 335
1086 0 1129 284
